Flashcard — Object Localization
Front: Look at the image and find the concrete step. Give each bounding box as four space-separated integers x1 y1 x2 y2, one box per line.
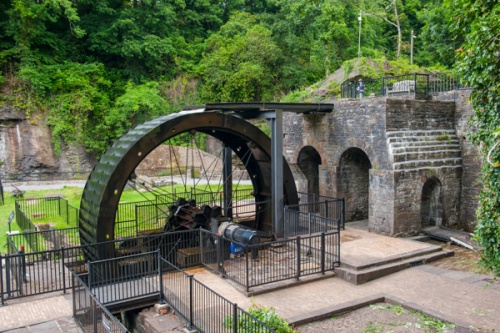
335 247 454 285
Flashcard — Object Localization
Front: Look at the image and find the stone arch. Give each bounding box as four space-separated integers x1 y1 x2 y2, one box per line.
298 146 322 198
337 147 372 222
421 177 444 228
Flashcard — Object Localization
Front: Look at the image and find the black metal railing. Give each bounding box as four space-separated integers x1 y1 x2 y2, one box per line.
0 189 343 303
72 272 129 333
340 72 463 99
0 246 70 303
88 251 160 306
160 258 277 333
15 197 78 226
7 227 80 254
200 229 340 293
294 193 345 230
14 202 37 232
284 207 342 238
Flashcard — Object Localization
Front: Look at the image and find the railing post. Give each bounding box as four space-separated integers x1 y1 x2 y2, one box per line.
0 254 4 305
245 247 250 293
158 249 163 303
321 233 325 275
135 206 139 238
233 303 238 333
283 206 288 238
296 237 301 281
413 73 417 95
6 255 11 298
188 275 194 329
71 274 76 316
341 198 345 230
20 246 27 283
308 212 312 235
88 261 92 293
62 247 66 294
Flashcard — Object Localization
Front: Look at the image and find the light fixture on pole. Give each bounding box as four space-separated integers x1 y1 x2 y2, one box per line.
358 11 362 59
410 30 417 65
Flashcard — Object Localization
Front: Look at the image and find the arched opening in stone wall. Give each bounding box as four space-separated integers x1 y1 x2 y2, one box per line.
337 148 371 222
298 146 322 199
421 177 444 228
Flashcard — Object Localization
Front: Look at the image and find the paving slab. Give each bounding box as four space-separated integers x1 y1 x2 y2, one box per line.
0 296 75 332
340 227 435 266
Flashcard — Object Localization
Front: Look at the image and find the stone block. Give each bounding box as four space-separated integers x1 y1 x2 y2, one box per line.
154 303 171 314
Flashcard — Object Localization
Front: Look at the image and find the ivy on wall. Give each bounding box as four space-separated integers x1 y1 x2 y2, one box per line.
451 0 500 276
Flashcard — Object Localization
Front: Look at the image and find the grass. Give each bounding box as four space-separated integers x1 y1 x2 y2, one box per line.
0 183 253 252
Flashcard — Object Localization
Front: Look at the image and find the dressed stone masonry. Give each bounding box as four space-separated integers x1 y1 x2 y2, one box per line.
283 91 480 236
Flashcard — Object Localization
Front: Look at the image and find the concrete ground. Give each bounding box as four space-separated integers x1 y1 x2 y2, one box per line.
1 226 499 332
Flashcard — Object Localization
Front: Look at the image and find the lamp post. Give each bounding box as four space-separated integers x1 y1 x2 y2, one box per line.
358 11 362 59
410 30 417 65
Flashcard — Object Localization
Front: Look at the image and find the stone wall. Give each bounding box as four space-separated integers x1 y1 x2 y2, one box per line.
434 89 480 231
284 94 474 237
386 99 455 131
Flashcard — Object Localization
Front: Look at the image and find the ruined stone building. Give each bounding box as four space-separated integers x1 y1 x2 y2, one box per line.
283 90 481 236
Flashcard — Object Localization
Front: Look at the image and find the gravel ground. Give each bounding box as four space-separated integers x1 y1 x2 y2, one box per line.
296 303 456 333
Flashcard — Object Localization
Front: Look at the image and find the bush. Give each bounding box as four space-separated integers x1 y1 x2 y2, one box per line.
225 302 296 333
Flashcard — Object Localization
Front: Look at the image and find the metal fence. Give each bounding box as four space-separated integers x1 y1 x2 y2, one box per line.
295 192 345 231
341 72 463 99
15 197 78 227
72 272 129 333
0 246 73 303
7 227 80 254
284 206 342 238
200 228 340 293
14 203 37 232
161 258 277 333
88 251 161 307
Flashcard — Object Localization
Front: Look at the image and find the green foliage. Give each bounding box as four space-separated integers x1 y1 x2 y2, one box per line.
112 81 170 128
416 1 457 68
225 302 296 333
451 0 500 276
159 75 201 112
16 62 169 155
201 13 282 102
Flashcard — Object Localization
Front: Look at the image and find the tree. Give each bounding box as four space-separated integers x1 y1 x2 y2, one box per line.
200 12 282 102
416 0 457 67
0 0 84 66
451 0 500 275
360 0 404 59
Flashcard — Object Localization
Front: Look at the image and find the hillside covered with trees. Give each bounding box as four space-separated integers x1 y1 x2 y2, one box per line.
0 0 460 155
1 0 500 276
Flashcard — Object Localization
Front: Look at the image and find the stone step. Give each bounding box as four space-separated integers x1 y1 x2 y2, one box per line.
392 150 462 163
390 141 461 152
387 130 456 138
393 157 462 170
335 248 454 285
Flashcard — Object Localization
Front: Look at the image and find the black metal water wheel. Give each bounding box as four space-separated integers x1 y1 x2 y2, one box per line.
79 111 298 260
